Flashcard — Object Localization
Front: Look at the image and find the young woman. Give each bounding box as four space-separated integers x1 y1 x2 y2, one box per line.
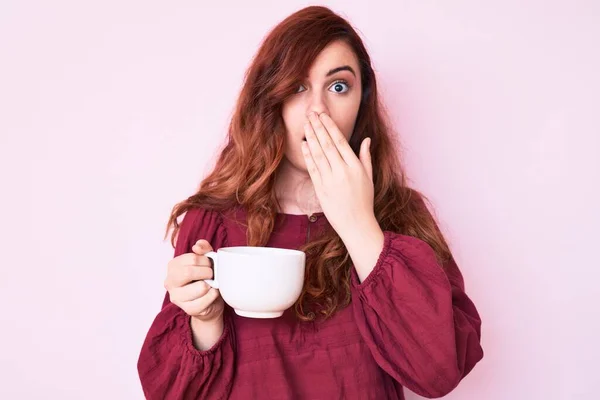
138 6 483 399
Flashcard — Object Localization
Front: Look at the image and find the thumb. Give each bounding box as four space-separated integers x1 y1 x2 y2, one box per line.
359 138 373 182
192 239 213 255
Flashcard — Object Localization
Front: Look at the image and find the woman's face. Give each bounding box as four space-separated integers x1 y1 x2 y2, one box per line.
281 40 362 172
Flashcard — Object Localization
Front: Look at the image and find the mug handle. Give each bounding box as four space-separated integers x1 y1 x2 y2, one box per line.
203 251 219 289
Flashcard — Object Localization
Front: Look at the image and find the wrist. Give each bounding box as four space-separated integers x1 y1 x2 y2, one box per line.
340 215 382 247
190 315 225 351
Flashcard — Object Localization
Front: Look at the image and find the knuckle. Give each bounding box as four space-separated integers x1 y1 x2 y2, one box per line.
202 280 213 292
197 282 210 297
169 291 181 305
197 279 208 289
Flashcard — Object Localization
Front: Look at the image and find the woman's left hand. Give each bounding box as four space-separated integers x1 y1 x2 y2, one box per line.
301 111 375 237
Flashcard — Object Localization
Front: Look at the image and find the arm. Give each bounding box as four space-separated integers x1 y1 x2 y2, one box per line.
137 208 236 400
350 230 483 398
191 314 225 351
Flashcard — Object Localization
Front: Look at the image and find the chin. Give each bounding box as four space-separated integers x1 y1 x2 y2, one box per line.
295 158 309 172
282 153 308 172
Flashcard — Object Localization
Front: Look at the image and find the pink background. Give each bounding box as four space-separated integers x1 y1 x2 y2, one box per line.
1 1 598 399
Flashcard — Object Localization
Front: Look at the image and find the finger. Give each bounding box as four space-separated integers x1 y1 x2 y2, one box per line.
359 137 373 182
171 280 212 302
301 140 322 189
173 253 205 267
182 288 221 315
318 112 357 166
308 112 344 171
167 265 214 288
192 239 213 255
304 117 331 174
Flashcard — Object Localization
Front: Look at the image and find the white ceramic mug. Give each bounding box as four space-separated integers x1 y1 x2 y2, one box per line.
204 246 306 318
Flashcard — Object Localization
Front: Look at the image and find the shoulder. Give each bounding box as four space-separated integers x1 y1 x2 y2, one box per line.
178 206 231 237
174 206 231 255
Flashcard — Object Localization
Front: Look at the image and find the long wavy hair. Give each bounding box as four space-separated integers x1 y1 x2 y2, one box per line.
166 6 451 321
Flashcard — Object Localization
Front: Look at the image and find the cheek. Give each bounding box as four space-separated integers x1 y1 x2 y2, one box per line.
281 101 303 131
329 111 359 140
329 96 361 139
281 105 305 159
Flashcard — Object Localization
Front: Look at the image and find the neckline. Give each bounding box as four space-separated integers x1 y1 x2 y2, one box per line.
234 206 325 219
276 211 326 218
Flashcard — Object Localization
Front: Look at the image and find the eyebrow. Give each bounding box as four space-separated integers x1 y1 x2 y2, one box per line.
325 65 356 77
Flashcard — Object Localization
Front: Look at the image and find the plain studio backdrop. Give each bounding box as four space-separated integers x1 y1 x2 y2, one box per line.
1 1 598 399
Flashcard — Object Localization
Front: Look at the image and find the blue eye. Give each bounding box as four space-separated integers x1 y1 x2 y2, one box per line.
295 81 351 94
329 80 350 94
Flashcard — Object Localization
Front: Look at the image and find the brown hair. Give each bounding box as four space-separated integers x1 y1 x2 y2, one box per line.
166 6 451 321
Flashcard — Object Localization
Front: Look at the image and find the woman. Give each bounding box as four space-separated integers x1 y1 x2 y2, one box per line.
138 6 483 399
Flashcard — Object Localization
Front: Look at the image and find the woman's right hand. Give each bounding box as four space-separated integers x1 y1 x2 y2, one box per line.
164 239 224 324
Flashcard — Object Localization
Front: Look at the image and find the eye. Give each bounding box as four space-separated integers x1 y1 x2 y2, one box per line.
295 81 351 94
329 80 350 94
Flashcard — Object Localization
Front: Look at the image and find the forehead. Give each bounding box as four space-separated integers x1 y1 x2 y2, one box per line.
306 40 359 78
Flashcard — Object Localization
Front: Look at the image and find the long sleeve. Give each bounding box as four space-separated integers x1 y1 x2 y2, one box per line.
350 230 484 398
137 208 236 400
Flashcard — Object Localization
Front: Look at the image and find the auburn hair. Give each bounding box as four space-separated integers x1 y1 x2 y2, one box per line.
166 6 451 321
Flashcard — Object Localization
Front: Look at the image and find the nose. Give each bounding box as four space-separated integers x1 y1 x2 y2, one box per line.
306 90 329 116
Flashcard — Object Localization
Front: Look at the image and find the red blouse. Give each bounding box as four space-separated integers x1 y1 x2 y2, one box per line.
137 206 483 399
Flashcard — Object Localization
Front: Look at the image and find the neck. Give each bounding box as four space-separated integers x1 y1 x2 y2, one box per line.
274 158 322 215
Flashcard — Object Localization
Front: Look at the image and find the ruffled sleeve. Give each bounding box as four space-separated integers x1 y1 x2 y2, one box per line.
137 208 235 400
351 230 484 398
